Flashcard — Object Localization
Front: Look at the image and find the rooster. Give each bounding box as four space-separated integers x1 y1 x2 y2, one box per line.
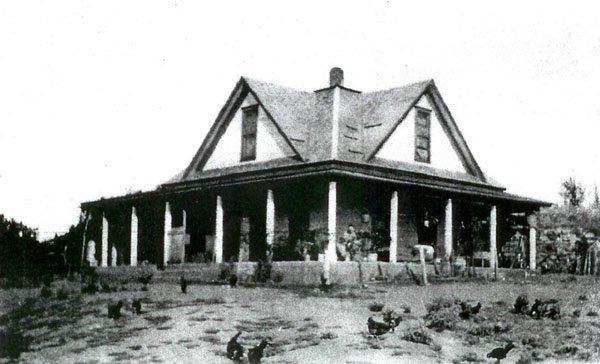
226 331 244 362
248 338 271 364
180 275 188 294
108 300 123 320
487 342 516 363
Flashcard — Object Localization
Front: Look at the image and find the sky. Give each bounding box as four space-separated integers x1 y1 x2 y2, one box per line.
1 1 599 240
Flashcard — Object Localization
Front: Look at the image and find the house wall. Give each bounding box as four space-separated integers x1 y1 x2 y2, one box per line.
203 93 296 170
376 94 467 173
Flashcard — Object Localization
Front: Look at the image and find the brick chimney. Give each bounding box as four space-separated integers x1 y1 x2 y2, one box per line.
329 67 344 87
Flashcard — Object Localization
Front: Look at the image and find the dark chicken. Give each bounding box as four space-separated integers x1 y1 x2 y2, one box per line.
487 342 516 363
248 338 270 364
226 331 244 362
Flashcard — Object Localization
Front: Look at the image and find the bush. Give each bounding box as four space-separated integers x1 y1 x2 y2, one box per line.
402 329 433 345
272 272 284 284
0 327 31 359
425 297 459 332
368 302 385 312
40 285 53 298
56 285 70 300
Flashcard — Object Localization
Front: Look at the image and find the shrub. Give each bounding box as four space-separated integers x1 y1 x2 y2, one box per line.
368 302 385 312
402 329 433 345
40 285 53 298
425 298 459 332
272 272 284 284
56 285 70 300
0 326 31 359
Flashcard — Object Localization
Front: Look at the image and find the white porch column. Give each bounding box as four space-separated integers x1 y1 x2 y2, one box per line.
130 206 138 267
214 195 224 264
101 212 108 267
529 227 537 270
489 205 498 271
182 209 187 230
327 181 338 262
389 191 398 263
444 198 453 261
266 189 275 246
163 201 171 266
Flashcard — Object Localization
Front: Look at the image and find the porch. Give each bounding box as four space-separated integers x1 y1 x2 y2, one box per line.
81 174 542 274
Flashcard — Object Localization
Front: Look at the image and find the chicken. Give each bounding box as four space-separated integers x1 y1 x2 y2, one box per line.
229 273 238 288
382 310 402 332
367 316 393 337
132 299 142 315
226 331 244 362
108 300 123 320
513 294 529 314
486 342 515 363
459 301 482 319
247 338 270 364
180 275 188 294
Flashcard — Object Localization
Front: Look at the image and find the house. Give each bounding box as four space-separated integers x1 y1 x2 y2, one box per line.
80 68 550 274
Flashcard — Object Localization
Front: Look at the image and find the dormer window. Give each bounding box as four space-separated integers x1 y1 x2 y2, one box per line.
241 105 258 161
414 107 431 163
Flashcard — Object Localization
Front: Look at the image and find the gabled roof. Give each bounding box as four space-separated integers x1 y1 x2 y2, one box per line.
175 73 489 188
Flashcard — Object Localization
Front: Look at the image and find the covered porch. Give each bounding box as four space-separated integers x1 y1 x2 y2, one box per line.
81 171 546 275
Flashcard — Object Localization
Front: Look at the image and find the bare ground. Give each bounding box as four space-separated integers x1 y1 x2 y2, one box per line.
1 274 600 363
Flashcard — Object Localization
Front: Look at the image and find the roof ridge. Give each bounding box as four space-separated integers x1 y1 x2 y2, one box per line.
242 76 314 94
361 79 433 95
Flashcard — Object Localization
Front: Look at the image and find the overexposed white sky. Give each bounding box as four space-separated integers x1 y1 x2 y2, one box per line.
1 1 599 240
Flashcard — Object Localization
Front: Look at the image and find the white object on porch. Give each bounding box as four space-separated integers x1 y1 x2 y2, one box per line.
389 191 398 263
214 195 224 264
326 181 338 262
130 206 138 267
111 246 117 267
86 240 97 267
444 198 453 261
266 189 275 246
529 227 537 270
163 201 172 266
490 205 498 271
101 212 108 267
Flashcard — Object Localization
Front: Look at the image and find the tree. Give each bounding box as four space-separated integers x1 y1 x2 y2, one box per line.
593 185 600 209
560 176 586 207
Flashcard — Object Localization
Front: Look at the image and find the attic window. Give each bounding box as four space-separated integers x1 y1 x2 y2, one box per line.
414 107 431 163
241 105 258 161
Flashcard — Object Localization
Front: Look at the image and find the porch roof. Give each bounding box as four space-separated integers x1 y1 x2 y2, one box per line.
81 159 550 210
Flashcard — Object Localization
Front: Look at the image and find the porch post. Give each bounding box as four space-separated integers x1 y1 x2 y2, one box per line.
327 181 338 262
389 191 398 263
215 195 224 264
266 189 275 247
163 201 171 266
101 212 108 267
529 227 537 270
444 198 453 262
130 206 138 267
489 205 498 273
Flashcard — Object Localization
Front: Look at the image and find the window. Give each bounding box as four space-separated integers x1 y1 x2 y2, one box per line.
241 105 258 161
414 107 431 163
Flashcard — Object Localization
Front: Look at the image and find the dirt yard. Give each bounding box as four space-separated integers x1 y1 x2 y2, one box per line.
1 274 600 363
